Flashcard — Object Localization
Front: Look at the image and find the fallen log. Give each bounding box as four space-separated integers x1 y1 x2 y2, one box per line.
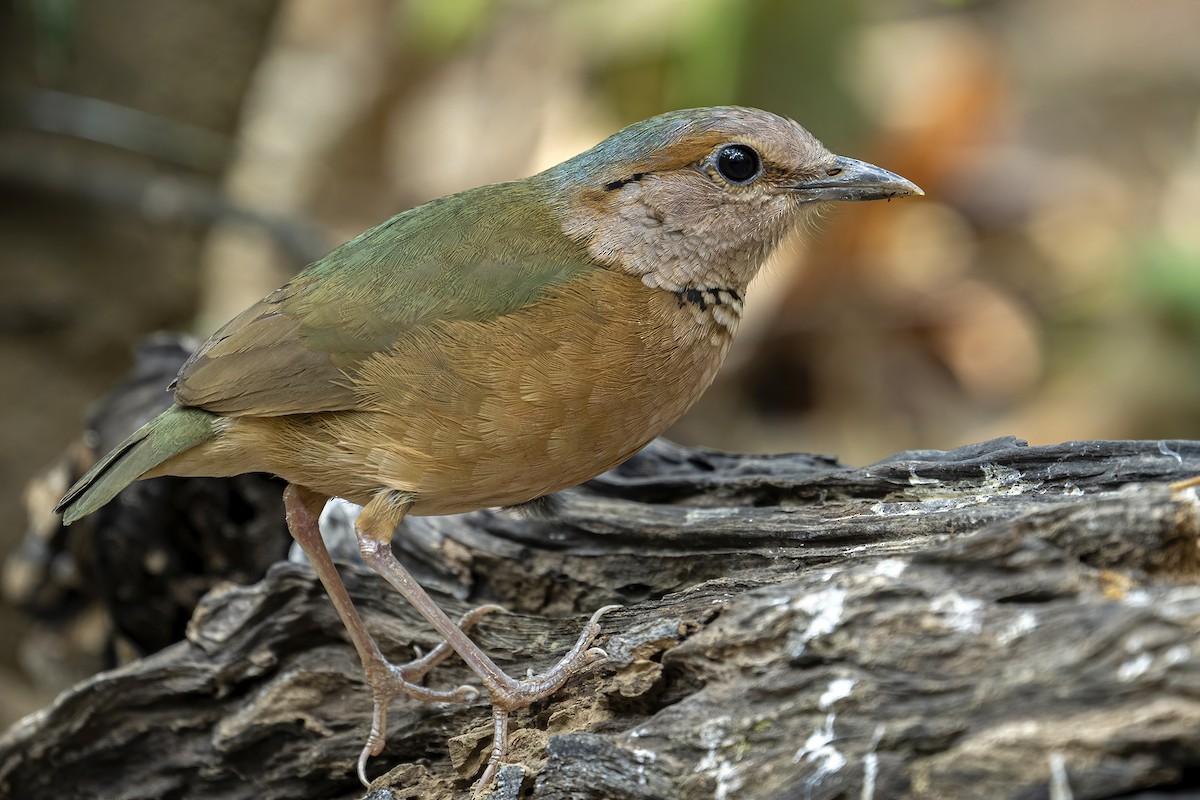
4 339 1200 800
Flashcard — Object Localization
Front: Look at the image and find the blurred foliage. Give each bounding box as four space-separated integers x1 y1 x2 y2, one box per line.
16 0 77 76
1136 241 1200 338
399 0 493 55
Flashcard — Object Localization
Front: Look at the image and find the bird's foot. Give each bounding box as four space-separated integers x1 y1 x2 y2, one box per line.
470 604 621 794
486 603 619 711
356 604 503 787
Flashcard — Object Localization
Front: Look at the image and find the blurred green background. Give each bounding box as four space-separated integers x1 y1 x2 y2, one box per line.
3 0 1200 722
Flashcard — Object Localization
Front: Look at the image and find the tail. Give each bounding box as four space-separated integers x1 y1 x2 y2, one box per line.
55 405 219 525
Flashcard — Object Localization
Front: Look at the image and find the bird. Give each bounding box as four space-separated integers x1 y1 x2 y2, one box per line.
55 106 922 792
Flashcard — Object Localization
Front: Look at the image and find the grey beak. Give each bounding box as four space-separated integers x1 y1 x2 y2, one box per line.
791 155 923 202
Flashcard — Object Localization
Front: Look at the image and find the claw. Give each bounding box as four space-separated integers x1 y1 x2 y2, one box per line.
357 742 373 788
353 604 506 785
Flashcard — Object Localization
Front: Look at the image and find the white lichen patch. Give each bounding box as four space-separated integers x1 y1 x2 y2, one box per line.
632 748 656 787
789 585 848 656
694 716 743 800
862 724 886 800
907 468 941 486
931 592 983 634
1117 642 1192 682
818 678 856 710
1117 651 1154 682
683 507 744 524
793 713 846 789
1048 752 1074 800
874 558 908 579
978 463 1042 497
1165 644 1192 665
996 609 1039 645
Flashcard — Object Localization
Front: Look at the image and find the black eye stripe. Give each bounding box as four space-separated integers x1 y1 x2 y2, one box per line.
715 144 761 184
604 172 648 192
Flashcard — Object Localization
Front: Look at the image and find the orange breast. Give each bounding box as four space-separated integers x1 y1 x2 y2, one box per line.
222 268 735 513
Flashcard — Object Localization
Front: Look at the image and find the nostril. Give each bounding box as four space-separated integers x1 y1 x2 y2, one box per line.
826 167 843 177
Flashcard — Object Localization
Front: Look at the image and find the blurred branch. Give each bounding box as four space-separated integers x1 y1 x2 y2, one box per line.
0 137 330 267
1 88 232 173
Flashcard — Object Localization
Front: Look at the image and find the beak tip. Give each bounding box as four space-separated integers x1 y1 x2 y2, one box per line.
796 156 925 203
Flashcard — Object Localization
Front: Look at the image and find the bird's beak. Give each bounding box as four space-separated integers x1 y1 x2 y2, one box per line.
790 155 923 202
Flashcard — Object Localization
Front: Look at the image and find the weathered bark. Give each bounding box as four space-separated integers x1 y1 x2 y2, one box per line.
5 346 1200 800
7 335 288 681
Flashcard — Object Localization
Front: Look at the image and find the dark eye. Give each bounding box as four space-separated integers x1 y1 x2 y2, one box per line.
716 144 761 184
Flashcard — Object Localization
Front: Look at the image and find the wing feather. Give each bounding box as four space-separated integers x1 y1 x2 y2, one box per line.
172 178 593 417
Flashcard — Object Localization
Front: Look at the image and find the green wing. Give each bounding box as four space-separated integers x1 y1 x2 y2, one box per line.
173 179 594 416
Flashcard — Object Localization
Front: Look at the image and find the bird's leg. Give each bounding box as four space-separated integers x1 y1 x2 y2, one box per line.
283 485 485 786
355 489 619 791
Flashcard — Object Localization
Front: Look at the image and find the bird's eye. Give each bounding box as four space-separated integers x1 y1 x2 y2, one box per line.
715 144 761 184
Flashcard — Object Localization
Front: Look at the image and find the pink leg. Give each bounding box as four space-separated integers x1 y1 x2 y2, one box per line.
354 489 619 794
284 485 496 786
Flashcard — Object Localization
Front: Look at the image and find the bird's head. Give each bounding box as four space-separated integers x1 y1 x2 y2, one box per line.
546 106 922 293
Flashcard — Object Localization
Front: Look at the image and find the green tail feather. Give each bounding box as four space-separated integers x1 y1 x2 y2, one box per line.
56 405 218 525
